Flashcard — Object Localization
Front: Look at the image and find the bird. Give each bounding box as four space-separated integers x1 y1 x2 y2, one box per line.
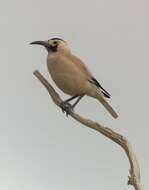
30 38 118 118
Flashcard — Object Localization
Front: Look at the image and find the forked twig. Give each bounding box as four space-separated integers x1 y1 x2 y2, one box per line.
33 70 144 190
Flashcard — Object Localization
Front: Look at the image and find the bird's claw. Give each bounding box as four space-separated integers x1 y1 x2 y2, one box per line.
60 101 73 116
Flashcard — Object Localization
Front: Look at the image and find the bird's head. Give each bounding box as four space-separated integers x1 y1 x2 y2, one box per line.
30 38 71 54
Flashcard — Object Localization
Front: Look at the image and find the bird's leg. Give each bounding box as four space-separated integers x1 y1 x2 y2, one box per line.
63 95 79 103
60 95 79 116
72 94 85 109
60 102 72 116
60 95 84 116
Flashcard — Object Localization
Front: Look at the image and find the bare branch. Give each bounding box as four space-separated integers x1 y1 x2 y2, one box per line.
33 70 144 190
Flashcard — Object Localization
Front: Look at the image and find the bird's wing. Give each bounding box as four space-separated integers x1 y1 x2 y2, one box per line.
70 55 93 80
70 55 111 98
89 77 111 98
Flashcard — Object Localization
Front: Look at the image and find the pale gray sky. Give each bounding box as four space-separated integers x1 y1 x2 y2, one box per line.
0 0 148 189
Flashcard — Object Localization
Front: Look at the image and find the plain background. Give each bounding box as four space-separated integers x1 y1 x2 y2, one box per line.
0 0 148 189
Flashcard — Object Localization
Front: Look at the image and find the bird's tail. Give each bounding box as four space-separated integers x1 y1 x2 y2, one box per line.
94 91 118 119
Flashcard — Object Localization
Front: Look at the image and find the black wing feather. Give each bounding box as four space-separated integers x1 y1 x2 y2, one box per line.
90 78 111 98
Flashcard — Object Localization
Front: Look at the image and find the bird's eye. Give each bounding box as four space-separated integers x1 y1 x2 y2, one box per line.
53 41 57 45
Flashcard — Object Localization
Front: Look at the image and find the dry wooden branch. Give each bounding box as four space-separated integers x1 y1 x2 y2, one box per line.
33 70 144 190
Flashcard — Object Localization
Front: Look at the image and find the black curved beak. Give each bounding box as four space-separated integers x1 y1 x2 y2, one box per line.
30 40 51 51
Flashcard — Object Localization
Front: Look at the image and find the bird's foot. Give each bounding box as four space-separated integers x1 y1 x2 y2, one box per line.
60 101 73 116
